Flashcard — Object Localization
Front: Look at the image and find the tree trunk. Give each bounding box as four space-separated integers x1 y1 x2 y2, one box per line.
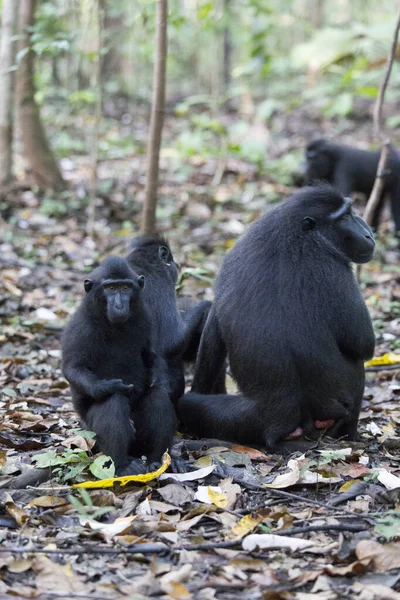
223 0 232 90
87 0 103 235
16 0 65 191
102 3 124 81
311 0 324 29
141 0 168 236
0 0 18 186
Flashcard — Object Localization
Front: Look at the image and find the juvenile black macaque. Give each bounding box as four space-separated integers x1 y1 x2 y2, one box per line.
178 185 375 448
305 138 400 231
126 237 211 402
62 257 176 475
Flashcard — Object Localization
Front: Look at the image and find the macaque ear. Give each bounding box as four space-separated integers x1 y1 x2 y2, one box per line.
137 275 145 289
84 279 93 293
158 246 170 262
302 217 316 231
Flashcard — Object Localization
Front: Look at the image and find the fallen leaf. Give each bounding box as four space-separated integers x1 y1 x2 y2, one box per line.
159 464 215 482
365 353 400 367
231 445 270 461
33 556 88 594
73 451 170 488
195 486 227 507
228 514 263 540
264 459 300 488
158 483 194 506
81 516 137 538
242 534 314 551
356 540 400 572
377 469 400 490
26 496 68 508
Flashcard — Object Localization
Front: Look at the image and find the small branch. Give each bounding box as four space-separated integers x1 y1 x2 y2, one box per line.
366 363 400 372
373 9 400 138
0 523 370 557
141 0 168 236
363 140 390 227
87 1 103 236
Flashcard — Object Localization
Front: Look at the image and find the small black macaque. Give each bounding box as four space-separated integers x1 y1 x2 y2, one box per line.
62 256 176 475
305 138 400 231
126 237 212 402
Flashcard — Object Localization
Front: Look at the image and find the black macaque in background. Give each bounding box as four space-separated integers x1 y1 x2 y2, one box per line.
62 256 176 475
126 237 212 402
178 185 376 448
305 138 400 231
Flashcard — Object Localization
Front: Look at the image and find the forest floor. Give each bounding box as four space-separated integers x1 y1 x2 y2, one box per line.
1 103 400 599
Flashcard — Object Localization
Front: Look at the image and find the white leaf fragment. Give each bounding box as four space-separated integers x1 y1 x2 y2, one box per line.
159 465 215 482
242 534 314 552
377 468 400 490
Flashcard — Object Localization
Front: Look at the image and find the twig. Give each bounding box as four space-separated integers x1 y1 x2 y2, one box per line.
276 522 369 536
363 8 400 227
0 522 370 557
373 8 400 139
363 141 391 227
366 363 400 372
265 487 332 510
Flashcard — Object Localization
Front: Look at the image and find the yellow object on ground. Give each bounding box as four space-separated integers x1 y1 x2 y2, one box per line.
72 452 171 489
365 353 400 367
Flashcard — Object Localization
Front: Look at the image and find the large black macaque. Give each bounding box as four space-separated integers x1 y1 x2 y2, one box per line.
126 237 211 403
178 185 375 448
305 138 400 231
62 256 176 475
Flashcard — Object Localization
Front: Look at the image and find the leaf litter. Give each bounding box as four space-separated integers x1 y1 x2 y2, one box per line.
2 115 400 599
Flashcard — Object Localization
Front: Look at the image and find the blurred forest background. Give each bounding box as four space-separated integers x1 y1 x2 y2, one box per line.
1 0 400 246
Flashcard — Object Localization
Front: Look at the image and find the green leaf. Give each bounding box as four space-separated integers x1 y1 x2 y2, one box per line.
33 451 69 468
89 455 115 480
72 429 96 440
2 388 17 398
374 513 400 541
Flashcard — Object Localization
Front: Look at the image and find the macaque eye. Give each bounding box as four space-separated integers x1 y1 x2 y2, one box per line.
123 285 129 291
109 286 115 292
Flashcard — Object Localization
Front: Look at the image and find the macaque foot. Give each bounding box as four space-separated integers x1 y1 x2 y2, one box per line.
285 420 335 441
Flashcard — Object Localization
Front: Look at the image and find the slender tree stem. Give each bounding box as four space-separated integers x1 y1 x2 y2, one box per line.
141 0 168 236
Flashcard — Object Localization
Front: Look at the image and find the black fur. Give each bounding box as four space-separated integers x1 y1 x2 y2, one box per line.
62 256 176 475
305 138 400 231
178 185 375 447
126 237 211 402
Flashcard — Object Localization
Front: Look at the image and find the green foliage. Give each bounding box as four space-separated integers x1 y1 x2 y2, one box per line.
374 512 400 541
32 1 74 57
264 151 302 185
32 440 116 483
89 455 115 480
69 489 115 521
177 267 214 289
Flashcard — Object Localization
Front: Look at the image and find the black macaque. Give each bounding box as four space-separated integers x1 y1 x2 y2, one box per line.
178 185 375 448
305 138 400 231
126 237 211 402
62 256 176 475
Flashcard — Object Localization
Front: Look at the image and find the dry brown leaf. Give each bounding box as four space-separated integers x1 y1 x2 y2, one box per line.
231 444 270 461
0 450 6 469
26 496 68 508
353 582 400 599
0 492 28 526
33 556 88 594
7 559 33 573
356 540 400 572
